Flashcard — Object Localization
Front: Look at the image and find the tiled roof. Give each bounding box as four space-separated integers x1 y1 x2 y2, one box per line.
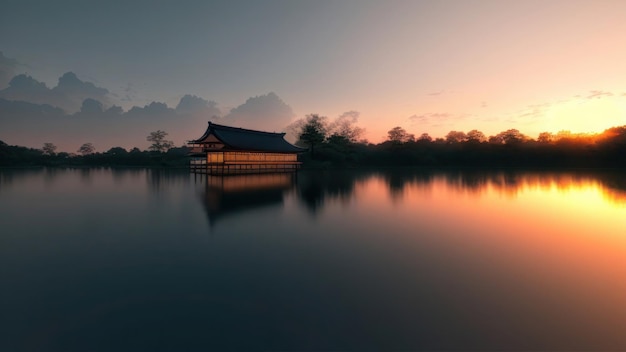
191 122 306 153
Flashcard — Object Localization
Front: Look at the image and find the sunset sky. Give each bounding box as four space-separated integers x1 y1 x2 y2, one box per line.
2 0 626 148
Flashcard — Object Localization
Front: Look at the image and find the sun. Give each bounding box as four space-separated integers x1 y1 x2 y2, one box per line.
545 97 626 134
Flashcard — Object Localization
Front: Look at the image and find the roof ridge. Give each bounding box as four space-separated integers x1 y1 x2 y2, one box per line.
210 122 285 136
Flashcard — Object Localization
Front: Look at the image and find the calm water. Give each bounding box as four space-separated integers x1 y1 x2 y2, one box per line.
1 168 625 351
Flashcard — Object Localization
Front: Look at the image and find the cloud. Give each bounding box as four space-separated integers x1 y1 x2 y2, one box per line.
409 112 453 123
112 82 137 102
52 72 110 109
0 52 19 89
0 74 50 101
0 97 196 151
0 97 64 117
127 101 173 116
175 94 221 120
481 101 488 108
0 68 297 150
0 90 298 152
516 103 551 120
0 71 111 113
80 98 104 114
221 92 295 132
0 98 71 150
587 90 613 99
427 90 444 96
408 114 428 122
408 112 473 133
335 110 359 124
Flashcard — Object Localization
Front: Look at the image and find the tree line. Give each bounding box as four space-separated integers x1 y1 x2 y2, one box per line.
2 120 626 169
0 130 188 167
293 114 626 168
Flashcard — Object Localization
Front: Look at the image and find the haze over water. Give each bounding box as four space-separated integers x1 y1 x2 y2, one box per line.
1 168 625 350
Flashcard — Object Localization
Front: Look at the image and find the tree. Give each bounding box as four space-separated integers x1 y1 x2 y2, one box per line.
327 133 350 146
491 129 526 145
77 143 95 155
106 147 128 156
445 131 467 143
555 130 573 141
418 133 433 142
537 132 554 143
42 143 57 155
297 114 328 155
328 111 365 143
147 130 174 152
466 130 486 143
387 126 413 143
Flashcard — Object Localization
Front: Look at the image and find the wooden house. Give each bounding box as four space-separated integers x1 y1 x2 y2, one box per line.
188 122 305 174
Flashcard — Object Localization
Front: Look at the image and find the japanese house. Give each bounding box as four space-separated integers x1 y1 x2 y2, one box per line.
188 121 305 174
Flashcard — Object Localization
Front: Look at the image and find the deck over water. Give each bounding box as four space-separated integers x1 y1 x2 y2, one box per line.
190 158 300 175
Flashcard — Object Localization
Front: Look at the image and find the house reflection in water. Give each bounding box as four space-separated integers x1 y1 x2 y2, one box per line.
196 173 296 226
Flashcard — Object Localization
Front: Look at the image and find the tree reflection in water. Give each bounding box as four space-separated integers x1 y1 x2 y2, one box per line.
295 170 368 215
371 169 626 206
1 167 625 350
193 168 626 226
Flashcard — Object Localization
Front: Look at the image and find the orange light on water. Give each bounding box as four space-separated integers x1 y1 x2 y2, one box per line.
374 172 626 332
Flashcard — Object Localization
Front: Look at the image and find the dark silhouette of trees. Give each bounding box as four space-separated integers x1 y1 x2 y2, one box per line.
106 147 128 155
3 123 626 169
387 126 414 143
42 143 57 155
537 132 553 143
491 129 526 145
328 111 365 143
445 131 467 143
418 133 433 142
0 140 44 166
467 130 486 143
297 114 328 156
147 130 174 153
77 143 95 155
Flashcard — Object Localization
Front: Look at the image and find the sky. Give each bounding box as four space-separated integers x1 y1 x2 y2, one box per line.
1 0 626 150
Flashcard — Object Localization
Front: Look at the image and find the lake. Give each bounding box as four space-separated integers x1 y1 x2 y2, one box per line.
1 168 625 351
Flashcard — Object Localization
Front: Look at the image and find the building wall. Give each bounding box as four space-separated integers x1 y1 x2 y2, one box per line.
205 151 297 163
191 151 300 175
222 152 297 163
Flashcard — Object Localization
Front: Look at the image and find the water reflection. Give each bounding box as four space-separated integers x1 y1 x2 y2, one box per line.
370 169 626 206
281 169 626 210
146 168 191 193
378 170 435 202
196 173 296 226
295 170 369 214
1 167 626 350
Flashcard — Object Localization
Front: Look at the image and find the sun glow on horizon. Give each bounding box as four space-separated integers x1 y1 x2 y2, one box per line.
545 97 626 135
